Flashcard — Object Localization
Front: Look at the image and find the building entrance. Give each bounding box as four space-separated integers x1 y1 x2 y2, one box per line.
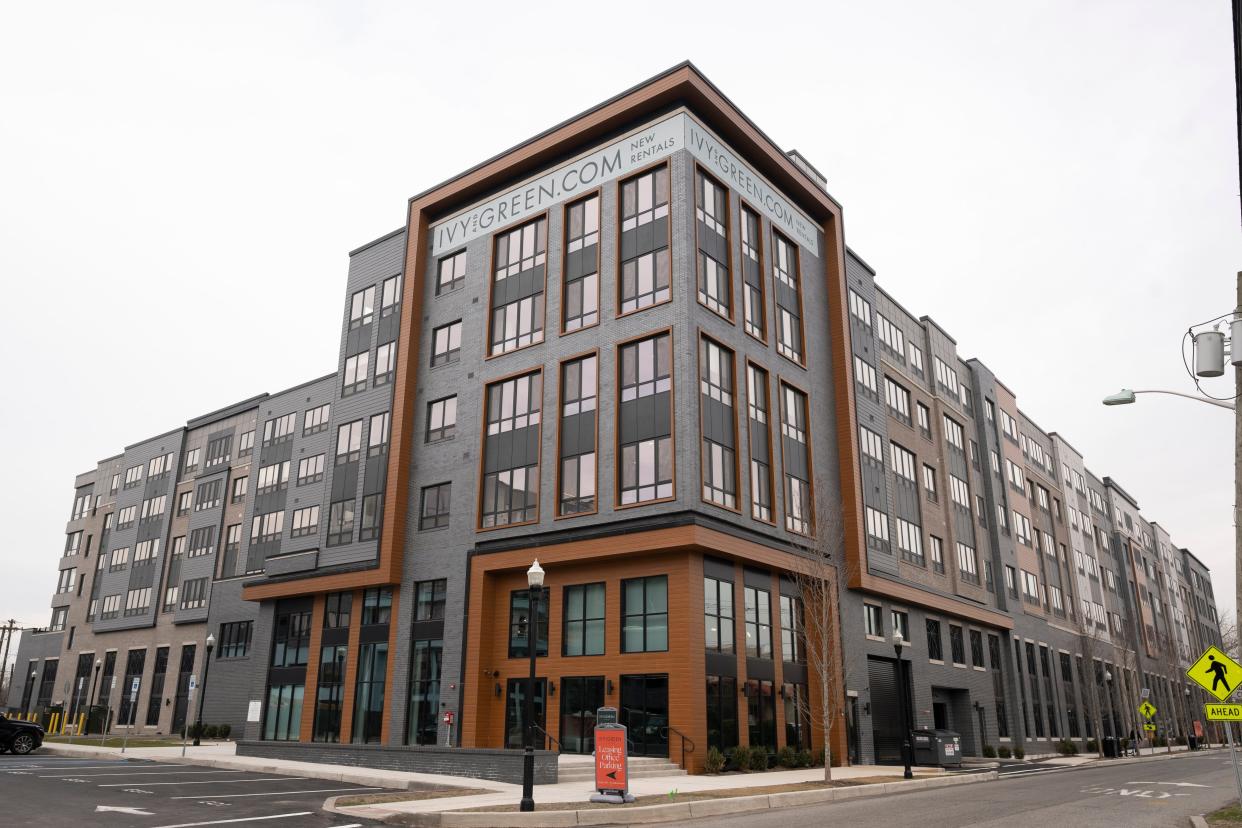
620 674 668 757
868 656 911 764
559 676 604 754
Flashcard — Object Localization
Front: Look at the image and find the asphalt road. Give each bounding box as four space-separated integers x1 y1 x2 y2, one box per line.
689 750 1236 828
0 754 389 827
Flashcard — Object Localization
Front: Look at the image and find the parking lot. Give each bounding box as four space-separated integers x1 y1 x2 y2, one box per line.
0 754 388 827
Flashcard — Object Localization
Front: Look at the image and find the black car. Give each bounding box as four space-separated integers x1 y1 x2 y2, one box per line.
0 713 44 755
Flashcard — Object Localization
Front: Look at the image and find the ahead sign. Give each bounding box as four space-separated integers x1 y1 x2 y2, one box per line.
1206 703 1242 722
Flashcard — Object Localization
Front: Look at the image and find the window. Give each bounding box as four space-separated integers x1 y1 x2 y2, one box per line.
481 371 542 527
217 621 252 658
296 454 324 485
374 342 396 385
368 412 390 457
327 500 355 546
359 493 383 541
148 453 171 477
255 461 288 495
431 320 462 367
891 610 909 641
264 684 305 742
291 505 320 538
744 586 772 658
563 195 600 331
381 273 402 315
909 342 925 374
923 464 938 500
1004 565 1018 597
876 314 905 357
896 518 923 564
772 231 804 363
336 420 363 465
780 594 805 663
699 338 737 509
349 284 376 329
949 625 965 665
957 542 979 583
563 582 605 656
865 506 889 548
1006 459 1025 491
272 609 311 667
779 383 813 534
849 289 872 326
249 513 280 545
182 448 201 472
342 351 369 396
140 494 167 522
193 479 222 511
352 642 388 744
414 579 446 621
1000 409 1019 441
942 415 965 450
124 464 143 489
426 396 458 443
437 250 467 294
704 577 734 654
741 206 766 339
695 170 731 317
239 429 254 455
489 217 547 355
304 404 330 435
854 356 878 395
917 403 931 436
558 354 597 515
864 604 883 637
322 591 352 629
508 588 549 658
361 587 392 625
206 435 231 468
619 166 670 314
743 365 774 521
231 476 248 502
618 333 673 505
419 483 451 530
134 539 158 564
949 474 970 509
889 442 916 483
926 618 943 660
1013 511 1032 545
859 425 884 466
220 524 241 577
109 545 130 570
180 577 208 610
933 357 959 396
65 530 82 555
622 576 668 652
264 413 296 446
930 535 945 573
116 505 136 529
101 594 122 619
56 568 75 594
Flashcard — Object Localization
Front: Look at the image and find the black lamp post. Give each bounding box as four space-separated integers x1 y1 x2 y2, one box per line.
192 633 216 747
90 659 101 705
520 559 544 813
892 632 913 779
1104 669 1117 756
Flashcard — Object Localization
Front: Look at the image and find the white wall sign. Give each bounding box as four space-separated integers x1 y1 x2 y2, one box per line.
430 112 819 257
247 700 262 722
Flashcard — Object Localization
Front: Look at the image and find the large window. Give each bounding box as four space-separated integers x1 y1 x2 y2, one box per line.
695 169 731 318
699 337 737 509
740 206 766 339
744 586 772 658
304 403 330 435
313 643 347 743
780 594 805 663
290 506 319 538
272 610 311 667
406 639 443 746
437 250 467 295
619 166 670 313
326 499 355 546
489 217 546 355
419 483 451 530
431 320 462 367
343 351 369 396
381 274 402 315
772 231 803 363
706 675 739 753
508 588 549 658
558 354 597 516
264 684 304 741
217 621 252 659
779 383 813 534
352 643 388 744
563 583 605 656
426 396 457 443
361 587 392 625
349 285 376 329
618 333 673 505
746 363 774 522
563 195 599 331
704 576 734 654
926 618 943 660
414 579 446 621
621 576 668 653
481 371 542 527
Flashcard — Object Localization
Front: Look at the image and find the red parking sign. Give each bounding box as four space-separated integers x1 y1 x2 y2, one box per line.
594 727 628 793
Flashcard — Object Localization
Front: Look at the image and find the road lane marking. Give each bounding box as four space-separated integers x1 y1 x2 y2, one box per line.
169 786 384 799
41 770 244 778
97 805 155 815
1128 781 1211 787
151 813 314 828
9 764 164 771
329 824 364 827
99 777 307 787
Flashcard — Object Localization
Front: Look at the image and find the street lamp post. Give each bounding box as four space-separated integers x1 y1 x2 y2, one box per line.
520 560 544 813
192 633 216 747
892 632 913 779
1104 669 1119 757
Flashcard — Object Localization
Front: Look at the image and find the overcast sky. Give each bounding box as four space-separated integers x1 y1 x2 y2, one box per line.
1 2 1238 662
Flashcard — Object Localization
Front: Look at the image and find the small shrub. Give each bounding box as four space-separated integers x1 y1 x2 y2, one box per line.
1055 739 1077 755
704 747 726 774
218 723 231 739
750 745 770 770
729 745 752 772
997 746 1012 759
204 724 219 739
1154 735 1167 747
1086 739 1098 752
796 749 813 768
982 744 996 758
777 745 799 768
813 747 826 767
1014 747 1025 760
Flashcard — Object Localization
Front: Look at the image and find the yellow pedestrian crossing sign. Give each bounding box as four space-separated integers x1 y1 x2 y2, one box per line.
1188 645 1242 701
1139 701 1157 720
1142 723 1157 732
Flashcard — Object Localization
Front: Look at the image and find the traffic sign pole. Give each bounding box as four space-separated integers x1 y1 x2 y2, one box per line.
1227 722 1242 807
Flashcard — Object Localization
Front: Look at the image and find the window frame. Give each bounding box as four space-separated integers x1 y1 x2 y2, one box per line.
777 377 814 536
614 327 676 509
616 162 672 318
555 349 600 519
693 165 734 322
486 213 548 358
771 229 806 367
561 190 602 335
477 366 543 530
698 333 741 512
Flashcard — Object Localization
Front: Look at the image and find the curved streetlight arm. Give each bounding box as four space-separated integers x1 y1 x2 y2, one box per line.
1105 388 1236 411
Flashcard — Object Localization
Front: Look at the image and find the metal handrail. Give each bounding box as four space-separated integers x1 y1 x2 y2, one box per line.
533 723 564 753
661 724 696 770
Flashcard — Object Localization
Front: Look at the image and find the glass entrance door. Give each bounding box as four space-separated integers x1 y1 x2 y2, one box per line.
505 677 546 749
559 676 604 753
620 674 668 757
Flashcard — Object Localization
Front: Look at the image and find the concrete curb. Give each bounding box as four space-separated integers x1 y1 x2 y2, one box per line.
331 770 998 826
39 743 448 792
1189 816 1208 828
1076 748 1226 770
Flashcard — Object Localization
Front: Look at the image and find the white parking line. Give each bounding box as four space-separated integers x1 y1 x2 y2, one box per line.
169 786 383 799
5 764 157 770
329 824 364 827
41 769 242 778
99 777 306 787
152 813 314 828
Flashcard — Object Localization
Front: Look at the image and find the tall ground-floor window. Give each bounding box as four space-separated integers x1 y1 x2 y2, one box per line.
505 677 546 750
352 642 388 744
746 678 776 754
783 683 808 750
313 644 347 743
263 684 304 741
706 675 738 753
406 640 442 746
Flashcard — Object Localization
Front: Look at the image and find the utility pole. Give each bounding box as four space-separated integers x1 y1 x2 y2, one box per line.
1235 272 1241 645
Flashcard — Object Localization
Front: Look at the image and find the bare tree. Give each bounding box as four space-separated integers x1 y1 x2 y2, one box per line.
1075 617 1112 758
790 497 855 783
1219 611 1239 660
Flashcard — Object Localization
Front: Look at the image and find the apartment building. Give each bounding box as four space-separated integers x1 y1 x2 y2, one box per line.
7 63 1223 774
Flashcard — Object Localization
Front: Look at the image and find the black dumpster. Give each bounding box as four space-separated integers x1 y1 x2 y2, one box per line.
1188 735 1199 751
1102 736 1119 758
911 728 962 767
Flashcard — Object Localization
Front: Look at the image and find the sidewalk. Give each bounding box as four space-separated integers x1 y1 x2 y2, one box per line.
1041 743 1220 767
